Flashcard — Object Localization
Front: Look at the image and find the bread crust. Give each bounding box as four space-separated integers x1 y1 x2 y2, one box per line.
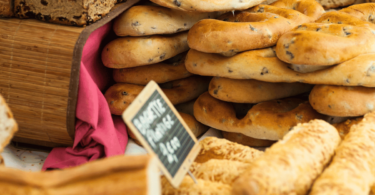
105 76 210 115
113 5 219 36
102 32 189 68
194 92 324 140
0 95 18 153
310 112 375 195
149 0 265 12
113 53 192 85
233 120 341 195
185 49 375 87
195 137 264 164
221 131 275 147
208 77 313 103
309 85 375 117
276 23 375 66
187 2 323 55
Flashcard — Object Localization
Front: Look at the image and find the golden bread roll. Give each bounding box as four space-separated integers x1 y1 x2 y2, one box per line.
194 92 324 140
195 137 264 164
105 76 210 115
150 0 265 12
188 0 324 55
113 53 192 85
309 85 375 117
233 120 341 195
102 32 188 68
0 95 17 153
113 5 219 36
276 23 375 66
317 11 375 29
186 49 375 87
310 112 375 195
209 77 313 103
190 159 249 184
221 131 275 147
161 176 232 195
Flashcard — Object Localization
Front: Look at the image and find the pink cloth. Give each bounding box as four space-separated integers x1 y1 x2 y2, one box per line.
42 22 128 170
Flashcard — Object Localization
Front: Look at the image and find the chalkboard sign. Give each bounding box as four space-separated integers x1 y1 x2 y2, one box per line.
123 81 201 188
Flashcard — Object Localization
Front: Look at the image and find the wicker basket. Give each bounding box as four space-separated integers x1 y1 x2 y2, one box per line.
0 0 139 147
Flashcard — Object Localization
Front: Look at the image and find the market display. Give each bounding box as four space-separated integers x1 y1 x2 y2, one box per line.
3 0 375 193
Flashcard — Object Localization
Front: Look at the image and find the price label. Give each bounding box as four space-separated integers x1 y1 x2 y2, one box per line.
123 81 201 188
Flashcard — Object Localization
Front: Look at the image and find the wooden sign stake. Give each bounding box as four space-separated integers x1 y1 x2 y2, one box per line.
123 81 201 188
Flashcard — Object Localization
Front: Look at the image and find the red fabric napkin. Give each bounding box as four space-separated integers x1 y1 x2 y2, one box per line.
42 22 128 170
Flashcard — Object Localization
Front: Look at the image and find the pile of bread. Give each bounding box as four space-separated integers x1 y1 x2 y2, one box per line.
102 0 375 194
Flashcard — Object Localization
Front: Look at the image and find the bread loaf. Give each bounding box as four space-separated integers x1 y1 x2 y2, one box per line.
221 131 275 147
13 0 124 26
194 92 324 140
195 137 263 164
113 5 219 36
316 0 355 9
105 76 210 115
190 159 249 184
113 53 192 85
0 155 160 195
185 49 375 87
102 32 189 68
161 176 232 195
276 23 375 66
310 112 375 195
187 4 318 55
332 117 363 139
0 95 17 152
209 77 313 103
233 120 341 195
309 85 375 117
150 0 265 12
0 0 12 17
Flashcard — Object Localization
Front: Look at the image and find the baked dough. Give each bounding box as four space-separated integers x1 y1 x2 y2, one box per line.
150 0 265 12
188 0 323 55
113 52 192 85
185 49 375 87
102 32 188 68
310 112 375 195
316 0 355 9
233 120 341 195
161 176 232 195
309 85 375 117
208 77 313 103
105 76 210 115
0 155 160 195
195 137 264 164
317 11 375 29
194 92 324 140
113 5 219 36
190 159 249 184
276 23 375 66
0 95 17 153
221 131 276 147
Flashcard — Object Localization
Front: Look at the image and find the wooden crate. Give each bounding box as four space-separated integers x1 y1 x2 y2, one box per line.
0 0 139 147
